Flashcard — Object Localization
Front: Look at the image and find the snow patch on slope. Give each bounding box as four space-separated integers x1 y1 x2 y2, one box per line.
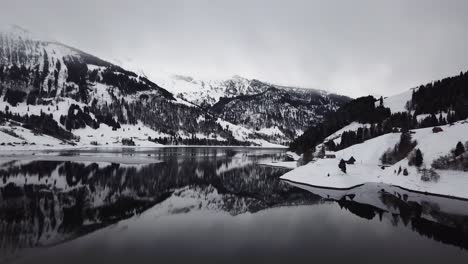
378 89 413 113
324 122 371 145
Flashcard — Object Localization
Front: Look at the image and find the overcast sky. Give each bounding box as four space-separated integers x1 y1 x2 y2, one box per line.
1 0 468 97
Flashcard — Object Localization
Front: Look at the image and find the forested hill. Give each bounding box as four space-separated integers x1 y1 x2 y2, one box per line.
289 96 391 153
290 70 468 154
210 86 349 140
409 71 468 117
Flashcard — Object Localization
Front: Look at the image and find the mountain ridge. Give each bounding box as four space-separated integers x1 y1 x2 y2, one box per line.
0 25 349 148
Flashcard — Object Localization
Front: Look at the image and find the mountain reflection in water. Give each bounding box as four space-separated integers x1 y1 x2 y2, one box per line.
1 148 468 263
0 148 318 260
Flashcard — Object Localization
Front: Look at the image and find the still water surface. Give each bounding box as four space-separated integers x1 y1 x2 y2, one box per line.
1 148 467 263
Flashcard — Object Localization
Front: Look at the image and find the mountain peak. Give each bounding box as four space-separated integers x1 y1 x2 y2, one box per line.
0 24 48 42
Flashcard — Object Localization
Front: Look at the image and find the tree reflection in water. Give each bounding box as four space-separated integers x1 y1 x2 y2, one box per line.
287 181 468 251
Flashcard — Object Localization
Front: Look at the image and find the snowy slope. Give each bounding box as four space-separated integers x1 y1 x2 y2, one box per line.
152 75 260 107
323 122 371 145
281 119 468 199
0 25 110 98
377 89 413 113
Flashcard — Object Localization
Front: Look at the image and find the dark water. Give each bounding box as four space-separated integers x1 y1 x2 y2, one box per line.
1 148 468 264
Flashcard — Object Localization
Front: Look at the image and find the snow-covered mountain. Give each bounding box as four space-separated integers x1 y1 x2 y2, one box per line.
115 58 351 140
144 73 350 139
151 74 264 107
0 25 350 148
0 25 171 100
152 74 345 107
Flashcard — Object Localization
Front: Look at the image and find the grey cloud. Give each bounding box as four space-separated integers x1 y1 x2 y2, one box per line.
1 0 468 97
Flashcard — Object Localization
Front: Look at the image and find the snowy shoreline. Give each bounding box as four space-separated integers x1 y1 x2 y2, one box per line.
281 155 468 200
281 120 468 200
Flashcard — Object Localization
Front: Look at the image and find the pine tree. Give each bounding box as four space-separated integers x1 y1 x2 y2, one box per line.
381 152 388 164
339 159 347 173
454 141 466 157
414 148 423 167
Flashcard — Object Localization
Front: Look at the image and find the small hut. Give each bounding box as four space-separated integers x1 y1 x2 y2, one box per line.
325 151 336 159
432 127 443 133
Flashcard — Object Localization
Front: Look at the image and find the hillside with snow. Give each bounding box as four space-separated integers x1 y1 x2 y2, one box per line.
133 72 350 139
0 25 351 148
283 65 468 198
282 119 468 199
377 89 413 113
282 78 468 199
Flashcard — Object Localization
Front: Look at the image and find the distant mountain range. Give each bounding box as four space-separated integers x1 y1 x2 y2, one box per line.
0 25 350 148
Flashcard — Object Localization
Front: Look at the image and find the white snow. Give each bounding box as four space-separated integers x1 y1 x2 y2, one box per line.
286 151 300 161
214 119 286 148
324 122 370 145
281 119 468 199
378 89 413 113
256 126 285 137
149 74 254 107
260 161 297 169
72 121 166 147
0 117 286 150
0 123 64 148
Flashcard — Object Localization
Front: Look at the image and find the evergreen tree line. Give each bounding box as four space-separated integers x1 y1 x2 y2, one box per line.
148 136 251 146
0 106 75 141
59 104 121 131
290 96 391 153
380 131 418 165
0 52 59 99
326 110 456 152
121 138 135 146
59 104 99 130
409 71 468 120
